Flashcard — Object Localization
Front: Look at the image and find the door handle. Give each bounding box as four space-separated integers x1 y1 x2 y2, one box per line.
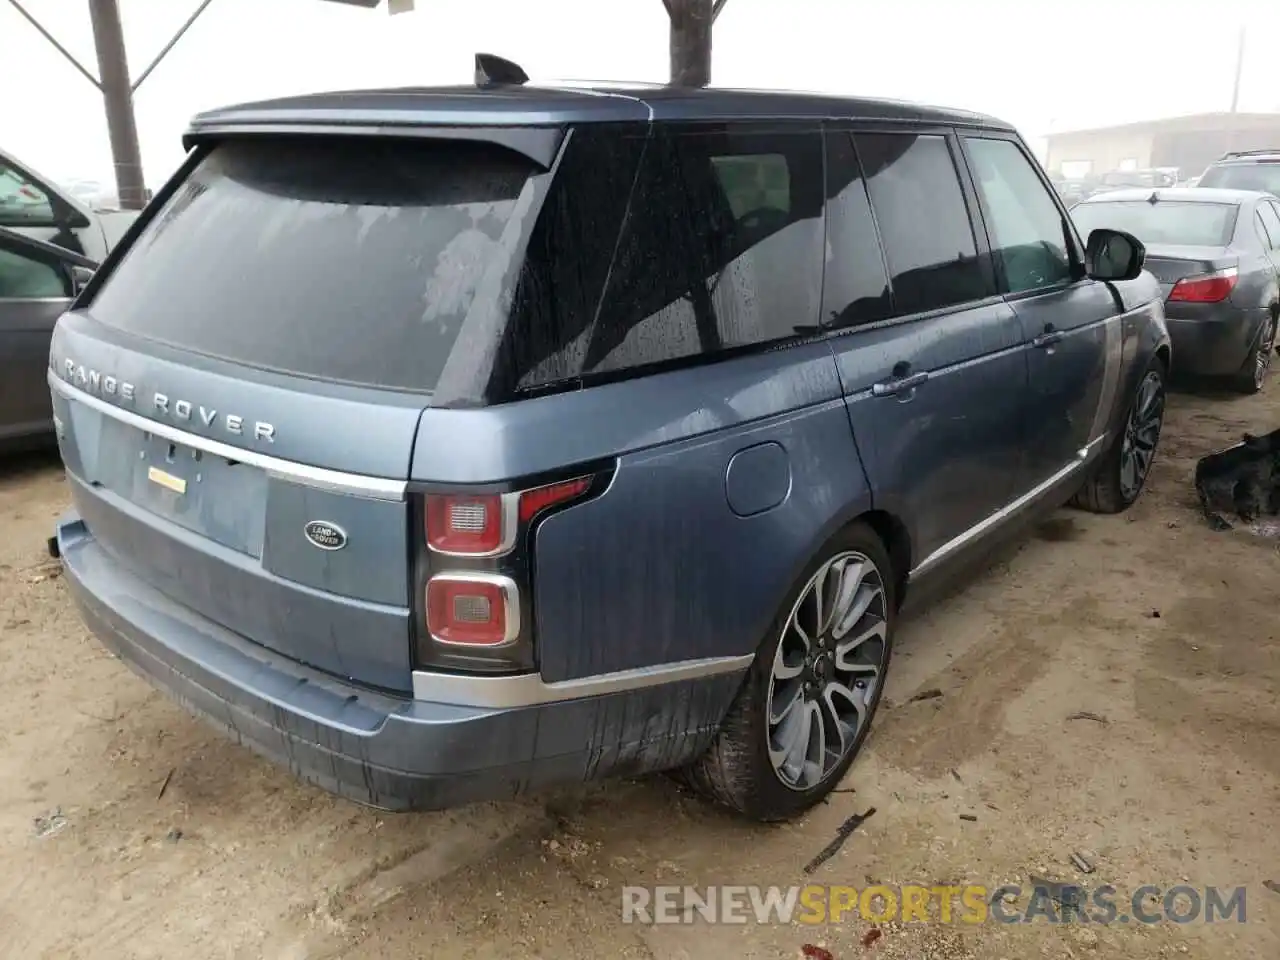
1033 325 1064 349
872 371 930 397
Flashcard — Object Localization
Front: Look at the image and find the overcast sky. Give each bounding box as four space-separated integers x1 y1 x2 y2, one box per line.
3 0 1276 188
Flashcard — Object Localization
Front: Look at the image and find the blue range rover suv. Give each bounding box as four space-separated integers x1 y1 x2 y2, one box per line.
43 59 1170 821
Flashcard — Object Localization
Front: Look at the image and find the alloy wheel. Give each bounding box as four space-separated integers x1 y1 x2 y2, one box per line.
1255 319 1276 391
766 551 888 791
1119 369 1165 501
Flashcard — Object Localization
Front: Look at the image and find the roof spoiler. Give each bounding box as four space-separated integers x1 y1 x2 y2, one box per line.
474 53 528 88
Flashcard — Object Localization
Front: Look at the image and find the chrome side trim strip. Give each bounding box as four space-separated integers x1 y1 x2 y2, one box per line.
49 373 407 501
411 654 753 708
907 433 1108 582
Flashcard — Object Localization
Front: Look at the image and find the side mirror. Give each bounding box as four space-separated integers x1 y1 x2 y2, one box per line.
70 264 95 295
1085 228 1146 282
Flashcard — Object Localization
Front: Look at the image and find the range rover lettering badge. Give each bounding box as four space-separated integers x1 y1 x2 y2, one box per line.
60 356 274 442
304 521 347 551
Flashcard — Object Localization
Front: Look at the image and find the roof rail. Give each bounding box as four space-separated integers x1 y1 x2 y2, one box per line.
474 53 529 88
1218 148 1280 161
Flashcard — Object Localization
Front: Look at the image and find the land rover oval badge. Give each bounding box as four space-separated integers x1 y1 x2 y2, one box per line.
304 521 347 551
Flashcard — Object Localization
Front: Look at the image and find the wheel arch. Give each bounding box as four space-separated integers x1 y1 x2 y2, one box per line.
858 509 912 611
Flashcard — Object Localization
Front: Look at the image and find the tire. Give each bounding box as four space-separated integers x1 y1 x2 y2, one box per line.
1072 357 1167 514
1234 316 1276 395
681 522 896 821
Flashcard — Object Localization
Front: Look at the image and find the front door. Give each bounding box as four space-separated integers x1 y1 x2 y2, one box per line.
0 235 73 440
822 127 1027 570
961 134 1123 488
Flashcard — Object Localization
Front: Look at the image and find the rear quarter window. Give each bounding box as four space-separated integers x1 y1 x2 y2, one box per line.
87 137 536 394
503 123 826 393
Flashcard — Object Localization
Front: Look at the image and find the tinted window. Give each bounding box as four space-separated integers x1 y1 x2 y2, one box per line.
1071 201 1238 247
1260 202 1280 250
513 125 825 389
966 138 1072 293
90 138 535 394
856 133 988 315
0 158 55 227
0 247 67 298
497 127 645 392
821 132 891 328
1199 161 1280 195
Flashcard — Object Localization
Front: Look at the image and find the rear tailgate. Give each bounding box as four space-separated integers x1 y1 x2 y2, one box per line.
50 135 542 694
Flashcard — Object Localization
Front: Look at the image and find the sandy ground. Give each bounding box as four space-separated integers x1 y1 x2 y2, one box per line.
2 381 1279 960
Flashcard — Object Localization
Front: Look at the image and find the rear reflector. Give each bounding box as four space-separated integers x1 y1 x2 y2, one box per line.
1168 266 1238 303
425 493 505 555
518 476 592 523
426 573 519 646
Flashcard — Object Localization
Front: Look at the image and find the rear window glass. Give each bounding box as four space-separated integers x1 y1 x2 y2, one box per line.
88 137 535 393
1071 200 1238 247
1199 161 1280 195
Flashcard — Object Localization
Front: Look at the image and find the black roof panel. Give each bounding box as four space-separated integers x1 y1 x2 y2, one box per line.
185 82 1012 141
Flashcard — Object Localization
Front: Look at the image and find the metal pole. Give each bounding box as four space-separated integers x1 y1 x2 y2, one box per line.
88 0 148 209
1229 25 1245 113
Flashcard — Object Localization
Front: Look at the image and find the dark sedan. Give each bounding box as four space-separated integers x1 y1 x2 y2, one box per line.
0 227 96 450
1072 187 1280 392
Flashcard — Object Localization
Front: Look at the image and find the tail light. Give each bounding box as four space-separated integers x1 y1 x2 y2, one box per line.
426 494 512 556
414 472 601 673
427 573 519 647
1168 266 1238 303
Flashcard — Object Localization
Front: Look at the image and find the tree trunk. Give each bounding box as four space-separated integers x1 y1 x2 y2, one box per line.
668 0 713 87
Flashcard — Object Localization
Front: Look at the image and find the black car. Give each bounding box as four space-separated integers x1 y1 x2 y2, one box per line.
1073 187 1280 392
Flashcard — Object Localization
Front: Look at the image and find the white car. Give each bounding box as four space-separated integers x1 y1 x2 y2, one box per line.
0 146 138 261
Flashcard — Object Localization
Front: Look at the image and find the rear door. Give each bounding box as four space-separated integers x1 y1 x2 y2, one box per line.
823 126 1027 572
1257 201 1280 279
0 230 74 441
50 135 543 694
961 133 1122 490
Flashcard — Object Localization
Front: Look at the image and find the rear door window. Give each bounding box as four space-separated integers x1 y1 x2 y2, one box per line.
821 131 892 328
88 137 537 394
510 124 825 391
855 132 989 315
1260 202 1280 250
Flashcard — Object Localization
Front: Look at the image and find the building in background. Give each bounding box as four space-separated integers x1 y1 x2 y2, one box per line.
1045 112 1280 181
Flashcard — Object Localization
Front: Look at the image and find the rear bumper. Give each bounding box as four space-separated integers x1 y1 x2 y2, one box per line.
57 513 742 811
1164 306 1269 376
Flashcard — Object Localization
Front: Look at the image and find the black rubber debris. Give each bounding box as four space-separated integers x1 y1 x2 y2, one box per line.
804 807 876 874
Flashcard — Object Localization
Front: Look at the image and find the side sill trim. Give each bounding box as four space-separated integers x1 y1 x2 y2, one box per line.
411 654 753 708
49 372 407 501
906 433 1108 582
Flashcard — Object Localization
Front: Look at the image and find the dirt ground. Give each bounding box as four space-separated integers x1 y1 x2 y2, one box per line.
2 381 1279 960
